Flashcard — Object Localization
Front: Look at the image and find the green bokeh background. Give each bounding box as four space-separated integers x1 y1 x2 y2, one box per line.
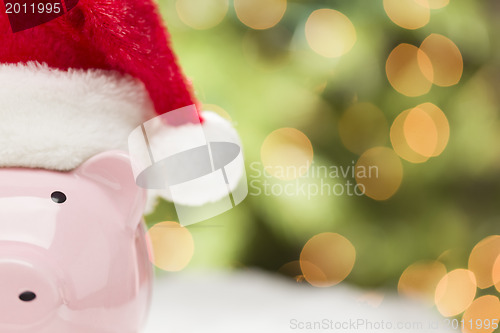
146 0 500 289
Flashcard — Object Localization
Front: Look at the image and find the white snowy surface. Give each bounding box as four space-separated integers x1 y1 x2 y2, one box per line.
144 270 450 333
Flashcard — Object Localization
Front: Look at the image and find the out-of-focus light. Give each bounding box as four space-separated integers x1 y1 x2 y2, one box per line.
299 260 328 286
391 110 430 163
383 0 430 30
468 235 500 289
305 9 356 58
176 0 228 30
355 147 403 200
414 103 450 157
234 0 287 30
404 107 438 157
414 0 449 9
391 103 449 162
203 104 232 121
494 256 500 292
398 260 447 304
147 221 195 272
338 103 389 155
261 128 314 181
278 260 306 282
419 34 463 87
435 269 477 317
462 296 500 333
386 44 433 97
300 233 356 287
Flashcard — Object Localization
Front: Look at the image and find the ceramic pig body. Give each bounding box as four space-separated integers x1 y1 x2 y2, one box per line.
0 151 153 333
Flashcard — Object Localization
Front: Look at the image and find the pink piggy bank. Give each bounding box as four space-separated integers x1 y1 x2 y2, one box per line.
0 151 153 333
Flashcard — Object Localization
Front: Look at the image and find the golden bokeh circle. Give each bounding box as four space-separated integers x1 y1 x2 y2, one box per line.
261 128 314 181
391 109 430 163
435 269 477 317
278 260 308 282
147 221 195 272
305 9 357 58
300 233 356 287
391 103 449 162
415 103 450 157
299 260 329 286
383 0 430 30
493 255 500 292
355 147 403 200
468 235 500 289
462 295 500 333
338 103 389 155
414 0 449 9
386 44 433 97
398 260 447 304
419 34 463 87
176 0 228 30
404 107 438 157
234 0 287 30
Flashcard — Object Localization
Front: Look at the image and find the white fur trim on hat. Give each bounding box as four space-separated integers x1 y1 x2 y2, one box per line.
0 62 154 171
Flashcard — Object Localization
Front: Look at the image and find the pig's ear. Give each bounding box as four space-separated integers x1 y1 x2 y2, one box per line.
76 151 146 228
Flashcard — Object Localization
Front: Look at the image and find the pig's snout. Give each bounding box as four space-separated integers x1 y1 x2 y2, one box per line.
0 257 62 328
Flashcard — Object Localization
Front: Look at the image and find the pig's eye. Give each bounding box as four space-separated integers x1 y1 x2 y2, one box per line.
51 191 67 204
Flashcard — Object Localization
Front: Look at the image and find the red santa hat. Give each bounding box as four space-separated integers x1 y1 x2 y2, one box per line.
0 0 245 212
